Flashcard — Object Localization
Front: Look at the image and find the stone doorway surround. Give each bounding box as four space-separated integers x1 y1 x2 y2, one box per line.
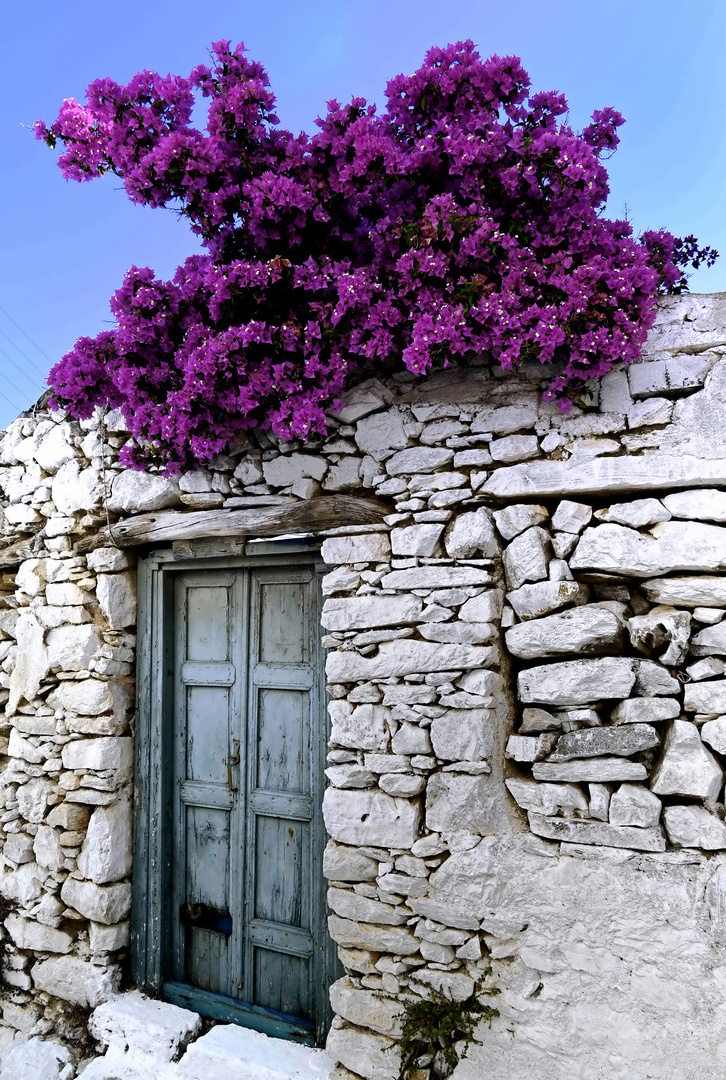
0 294 726 1077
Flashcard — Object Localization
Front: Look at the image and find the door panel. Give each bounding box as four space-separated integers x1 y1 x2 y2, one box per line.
166 561 327 1041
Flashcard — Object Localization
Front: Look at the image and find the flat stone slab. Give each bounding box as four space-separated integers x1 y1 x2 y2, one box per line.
548 723 659 762
505 605 624 659
571 521 726 577
528 813 666 851
641 576 726 607
532 758 648 782
483 454 726 500
177 1026 333 1080
518 657 635 706
89 992 202 1061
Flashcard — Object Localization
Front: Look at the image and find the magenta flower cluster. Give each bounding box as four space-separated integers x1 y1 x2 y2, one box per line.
36 40 716 472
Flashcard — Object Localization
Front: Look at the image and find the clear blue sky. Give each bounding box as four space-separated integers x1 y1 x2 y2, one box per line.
1 0 725 428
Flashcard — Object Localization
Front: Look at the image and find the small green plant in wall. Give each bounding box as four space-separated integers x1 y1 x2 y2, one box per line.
398 980 500 1079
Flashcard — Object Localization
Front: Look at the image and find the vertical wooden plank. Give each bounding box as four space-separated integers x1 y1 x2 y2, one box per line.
131 555 153 988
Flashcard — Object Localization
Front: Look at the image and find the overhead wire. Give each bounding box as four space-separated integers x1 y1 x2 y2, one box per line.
0 345 46 395
0 325 49 379
0 304 53 365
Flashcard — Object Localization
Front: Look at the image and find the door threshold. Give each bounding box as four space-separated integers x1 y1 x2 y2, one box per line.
163 981 316 1045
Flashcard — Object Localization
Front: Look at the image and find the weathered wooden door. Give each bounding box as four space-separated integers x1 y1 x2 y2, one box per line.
133 552 333 1045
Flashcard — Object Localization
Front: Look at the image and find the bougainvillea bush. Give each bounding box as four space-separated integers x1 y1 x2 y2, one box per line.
36 40 716 471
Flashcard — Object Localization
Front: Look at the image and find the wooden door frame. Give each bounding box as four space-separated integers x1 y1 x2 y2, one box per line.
130 537 336 1045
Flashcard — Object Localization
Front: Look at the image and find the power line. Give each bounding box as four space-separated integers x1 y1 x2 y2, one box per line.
0 345 47 395
0 326 49 379
0 363 43 405
0 304 53 365
0 383 25 415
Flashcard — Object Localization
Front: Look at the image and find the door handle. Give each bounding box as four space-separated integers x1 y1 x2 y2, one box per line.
227 739 240 792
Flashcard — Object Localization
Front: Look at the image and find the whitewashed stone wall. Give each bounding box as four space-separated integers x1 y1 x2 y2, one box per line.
1 292 726 1077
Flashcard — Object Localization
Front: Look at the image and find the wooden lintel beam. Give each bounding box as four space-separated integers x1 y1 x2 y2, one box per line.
75 494 390 552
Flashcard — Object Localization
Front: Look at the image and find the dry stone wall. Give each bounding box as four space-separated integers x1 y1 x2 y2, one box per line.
0 293 726 1077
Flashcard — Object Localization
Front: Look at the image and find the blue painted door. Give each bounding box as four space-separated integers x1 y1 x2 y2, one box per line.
164 563 330 1042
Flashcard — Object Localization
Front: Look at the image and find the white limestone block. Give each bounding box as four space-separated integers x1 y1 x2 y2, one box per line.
60 877 132 925
663 805 726 850
77 799 132 884
107 471 181 513
533 759 648 782
458 590 504 623
89 990 202 1061
328 914 419 956
572 521 726 577
332 378 394 424
33 826 64 872
380 566 492 589
551 500 592 534
431 709 494 761
588 783 613 821
549 724 659 762
7 614 48 715
489 435 539 463
16 778 53 823
443 507 498 559
5 911 74 955
328 701 387 751
321 566 361 596
628 607 691 666
662 488 726 522
4 504 42 526
232 453 264 484
385 446 454 476
323 842 378 882
610 697 680 725
87 547 134 573
609 784 662 828
52 460 103 514
46 624 101 671
327 888 408 926
505 605 624 659
31 956 121 1007
48 679 129 719
594 497 671 528
518 657 635 706
390 523 443 556
628 355 714 398
699 716 726 755
483 453 726 501
391 723 432 756
686 679 725 725
353 409 408 461
528 813 665 851
507 579 590 621
633 659 680 697
321 533 390 565
688 657 726 681
326 640 496 682
642 576 726 608
325 1025 398 1080
3 832 34 864
505 778 588 818
322 789 420 848
325 764 375 789
650 719 723 798
0 1037 74 1080
33 424 76 472
503 526 550 589
97 572 137 629
89 920 130 952
492 503 548 541
691 621 726 656
45 582 90 605
425 772 501 838
470 402 539 434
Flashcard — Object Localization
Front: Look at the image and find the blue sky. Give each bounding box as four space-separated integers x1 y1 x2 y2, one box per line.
1 0 725 428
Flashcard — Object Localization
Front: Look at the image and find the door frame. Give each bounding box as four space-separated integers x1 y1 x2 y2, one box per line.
130 537 337 1045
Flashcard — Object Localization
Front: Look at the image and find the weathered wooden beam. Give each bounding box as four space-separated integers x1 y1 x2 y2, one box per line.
0 534 43 570
75 494 390 552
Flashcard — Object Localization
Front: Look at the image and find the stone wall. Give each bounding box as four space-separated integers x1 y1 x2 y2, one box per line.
0 293 725 1077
